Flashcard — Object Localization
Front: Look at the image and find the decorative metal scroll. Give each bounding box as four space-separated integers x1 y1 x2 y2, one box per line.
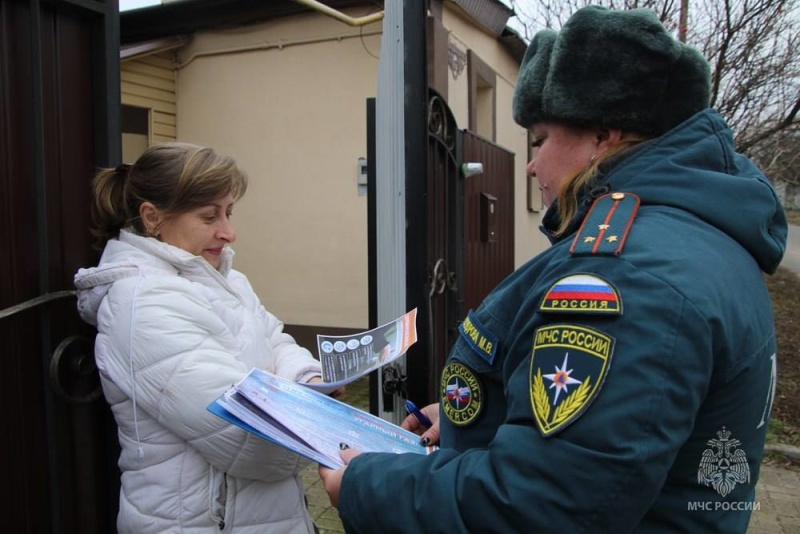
428 93 456 151
1 290 101 404
50 335 102 404
448 43 467 80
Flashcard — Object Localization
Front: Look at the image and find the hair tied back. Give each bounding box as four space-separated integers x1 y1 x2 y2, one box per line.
115 163 132 175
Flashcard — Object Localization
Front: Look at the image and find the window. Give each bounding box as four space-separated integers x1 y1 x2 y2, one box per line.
121 105 150 163
527 131 543 212
467 51 495 141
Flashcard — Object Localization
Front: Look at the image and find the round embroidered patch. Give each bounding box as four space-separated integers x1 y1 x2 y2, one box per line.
440 361 483 426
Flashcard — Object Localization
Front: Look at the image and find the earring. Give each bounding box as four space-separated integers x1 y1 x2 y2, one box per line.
148 220 162 238
589 153 597 164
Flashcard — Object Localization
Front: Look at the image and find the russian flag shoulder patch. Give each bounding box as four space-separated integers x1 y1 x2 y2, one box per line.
539 273 622 315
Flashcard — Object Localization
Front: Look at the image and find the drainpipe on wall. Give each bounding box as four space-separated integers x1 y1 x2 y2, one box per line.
290 0 384 26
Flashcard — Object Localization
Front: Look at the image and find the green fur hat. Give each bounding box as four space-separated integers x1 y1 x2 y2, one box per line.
512 5 711 135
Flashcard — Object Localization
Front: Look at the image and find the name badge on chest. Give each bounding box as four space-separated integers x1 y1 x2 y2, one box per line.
458 310 499 365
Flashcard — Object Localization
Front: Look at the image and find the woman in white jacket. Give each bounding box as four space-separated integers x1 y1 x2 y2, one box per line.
74 142 325 533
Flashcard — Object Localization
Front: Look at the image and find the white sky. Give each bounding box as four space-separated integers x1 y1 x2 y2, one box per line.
120 0 532 29
120 0 159 11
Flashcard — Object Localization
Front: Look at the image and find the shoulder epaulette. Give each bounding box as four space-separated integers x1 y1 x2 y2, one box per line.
569 192 640 256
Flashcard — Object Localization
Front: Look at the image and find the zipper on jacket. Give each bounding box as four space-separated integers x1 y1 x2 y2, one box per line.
208 466 228 530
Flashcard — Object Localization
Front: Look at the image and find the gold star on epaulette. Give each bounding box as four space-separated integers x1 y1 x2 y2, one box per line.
570 192 640 256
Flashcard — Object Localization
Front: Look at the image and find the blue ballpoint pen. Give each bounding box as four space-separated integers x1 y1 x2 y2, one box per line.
404 399 434 428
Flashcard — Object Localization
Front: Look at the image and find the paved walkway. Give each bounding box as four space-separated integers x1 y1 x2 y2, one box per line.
748 460 800 533
780 224 800 274
302 377 800 533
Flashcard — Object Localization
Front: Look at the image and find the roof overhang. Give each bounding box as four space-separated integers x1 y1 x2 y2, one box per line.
449 0 515 36
121 0 527 64
499 27 527 64
120 0 372 44
120 35 191 61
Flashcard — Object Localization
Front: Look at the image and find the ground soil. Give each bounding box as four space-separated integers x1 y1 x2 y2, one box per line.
766 267 800 448
762 209 800 468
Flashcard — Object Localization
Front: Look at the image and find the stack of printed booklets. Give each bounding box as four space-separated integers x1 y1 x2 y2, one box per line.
209 367 437 469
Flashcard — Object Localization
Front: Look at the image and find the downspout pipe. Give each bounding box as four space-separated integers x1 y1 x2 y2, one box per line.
291 0 384 26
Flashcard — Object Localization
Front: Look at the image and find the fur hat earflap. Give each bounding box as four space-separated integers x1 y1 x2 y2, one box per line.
512 5 711 135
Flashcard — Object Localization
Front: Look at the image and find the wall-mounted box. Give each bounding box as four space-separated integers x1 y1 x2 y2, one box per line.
480 192 498 243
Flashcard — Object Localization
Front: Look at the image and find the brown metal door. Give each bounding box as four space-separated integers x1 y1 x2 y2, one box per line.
461 130 515 313
1 0 121 531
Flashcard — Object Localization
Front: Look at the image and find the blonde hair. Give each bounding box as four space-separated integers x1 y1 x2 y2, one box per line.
89 142 248 248
553 132 651 237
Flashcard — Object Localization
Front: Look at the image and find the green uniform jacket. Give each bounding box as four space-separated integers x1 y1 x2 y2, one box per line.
338 109 787 533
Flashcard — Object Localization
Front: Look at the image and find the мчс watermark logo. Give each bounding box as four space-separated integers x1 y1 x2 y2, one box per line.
697 426 751 497
687 501 760 511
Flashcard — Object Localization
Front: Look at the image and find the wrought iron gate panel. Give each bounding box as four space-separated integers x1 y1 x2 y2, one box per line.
422 93 516 404
425 90 462 402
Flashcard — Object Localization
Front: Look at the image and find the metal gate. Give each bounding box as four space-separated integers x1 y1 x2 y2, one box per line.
417 90 516 404
423 90 464 402
1 0 121 531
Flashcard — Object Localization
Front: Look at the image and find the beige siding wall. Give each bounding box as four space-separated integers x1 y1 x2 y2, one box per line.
443 6 550 267
121 52 177 145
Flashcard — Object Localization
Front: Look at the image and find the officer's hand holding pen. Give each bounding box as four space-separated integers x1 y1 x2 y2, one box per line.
401 400 441 446
320 403 440 508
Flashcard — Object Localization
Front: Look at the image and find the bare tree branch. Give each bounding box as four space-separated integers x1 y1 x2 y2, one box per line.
511 0 800 184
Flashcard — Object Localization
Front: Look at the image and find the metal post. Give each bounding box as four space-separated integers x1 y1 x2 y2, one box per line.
402 0 430 407
373 0 428 423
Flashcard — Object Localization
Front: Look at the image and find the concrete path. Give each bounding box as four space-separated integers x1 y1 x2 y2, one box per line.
748 461 800 533
780 224 800 275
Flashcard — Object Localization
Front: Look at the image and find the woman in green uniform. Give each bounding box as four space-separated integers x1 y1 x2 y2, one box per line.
320 6 787 533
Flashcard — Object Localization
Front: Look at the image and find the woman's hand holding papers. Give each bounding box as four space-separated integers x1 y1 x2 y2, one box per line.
306 375 345 398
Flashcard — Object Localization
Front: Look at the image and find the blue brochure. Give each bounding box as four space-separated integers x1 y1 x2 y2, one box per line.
209 367 437 469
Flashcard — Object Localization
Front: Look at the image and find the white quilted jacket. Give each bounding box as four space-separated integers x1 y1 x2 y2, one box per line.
74 230 321 533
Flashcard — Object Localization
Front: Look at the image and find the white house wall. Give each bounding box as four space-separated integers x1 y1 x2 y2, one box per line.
175 10 382 328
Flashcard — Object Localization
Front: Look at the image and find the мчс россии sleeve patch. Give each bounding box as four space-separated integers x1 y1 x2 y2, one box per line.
529 324 615 436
